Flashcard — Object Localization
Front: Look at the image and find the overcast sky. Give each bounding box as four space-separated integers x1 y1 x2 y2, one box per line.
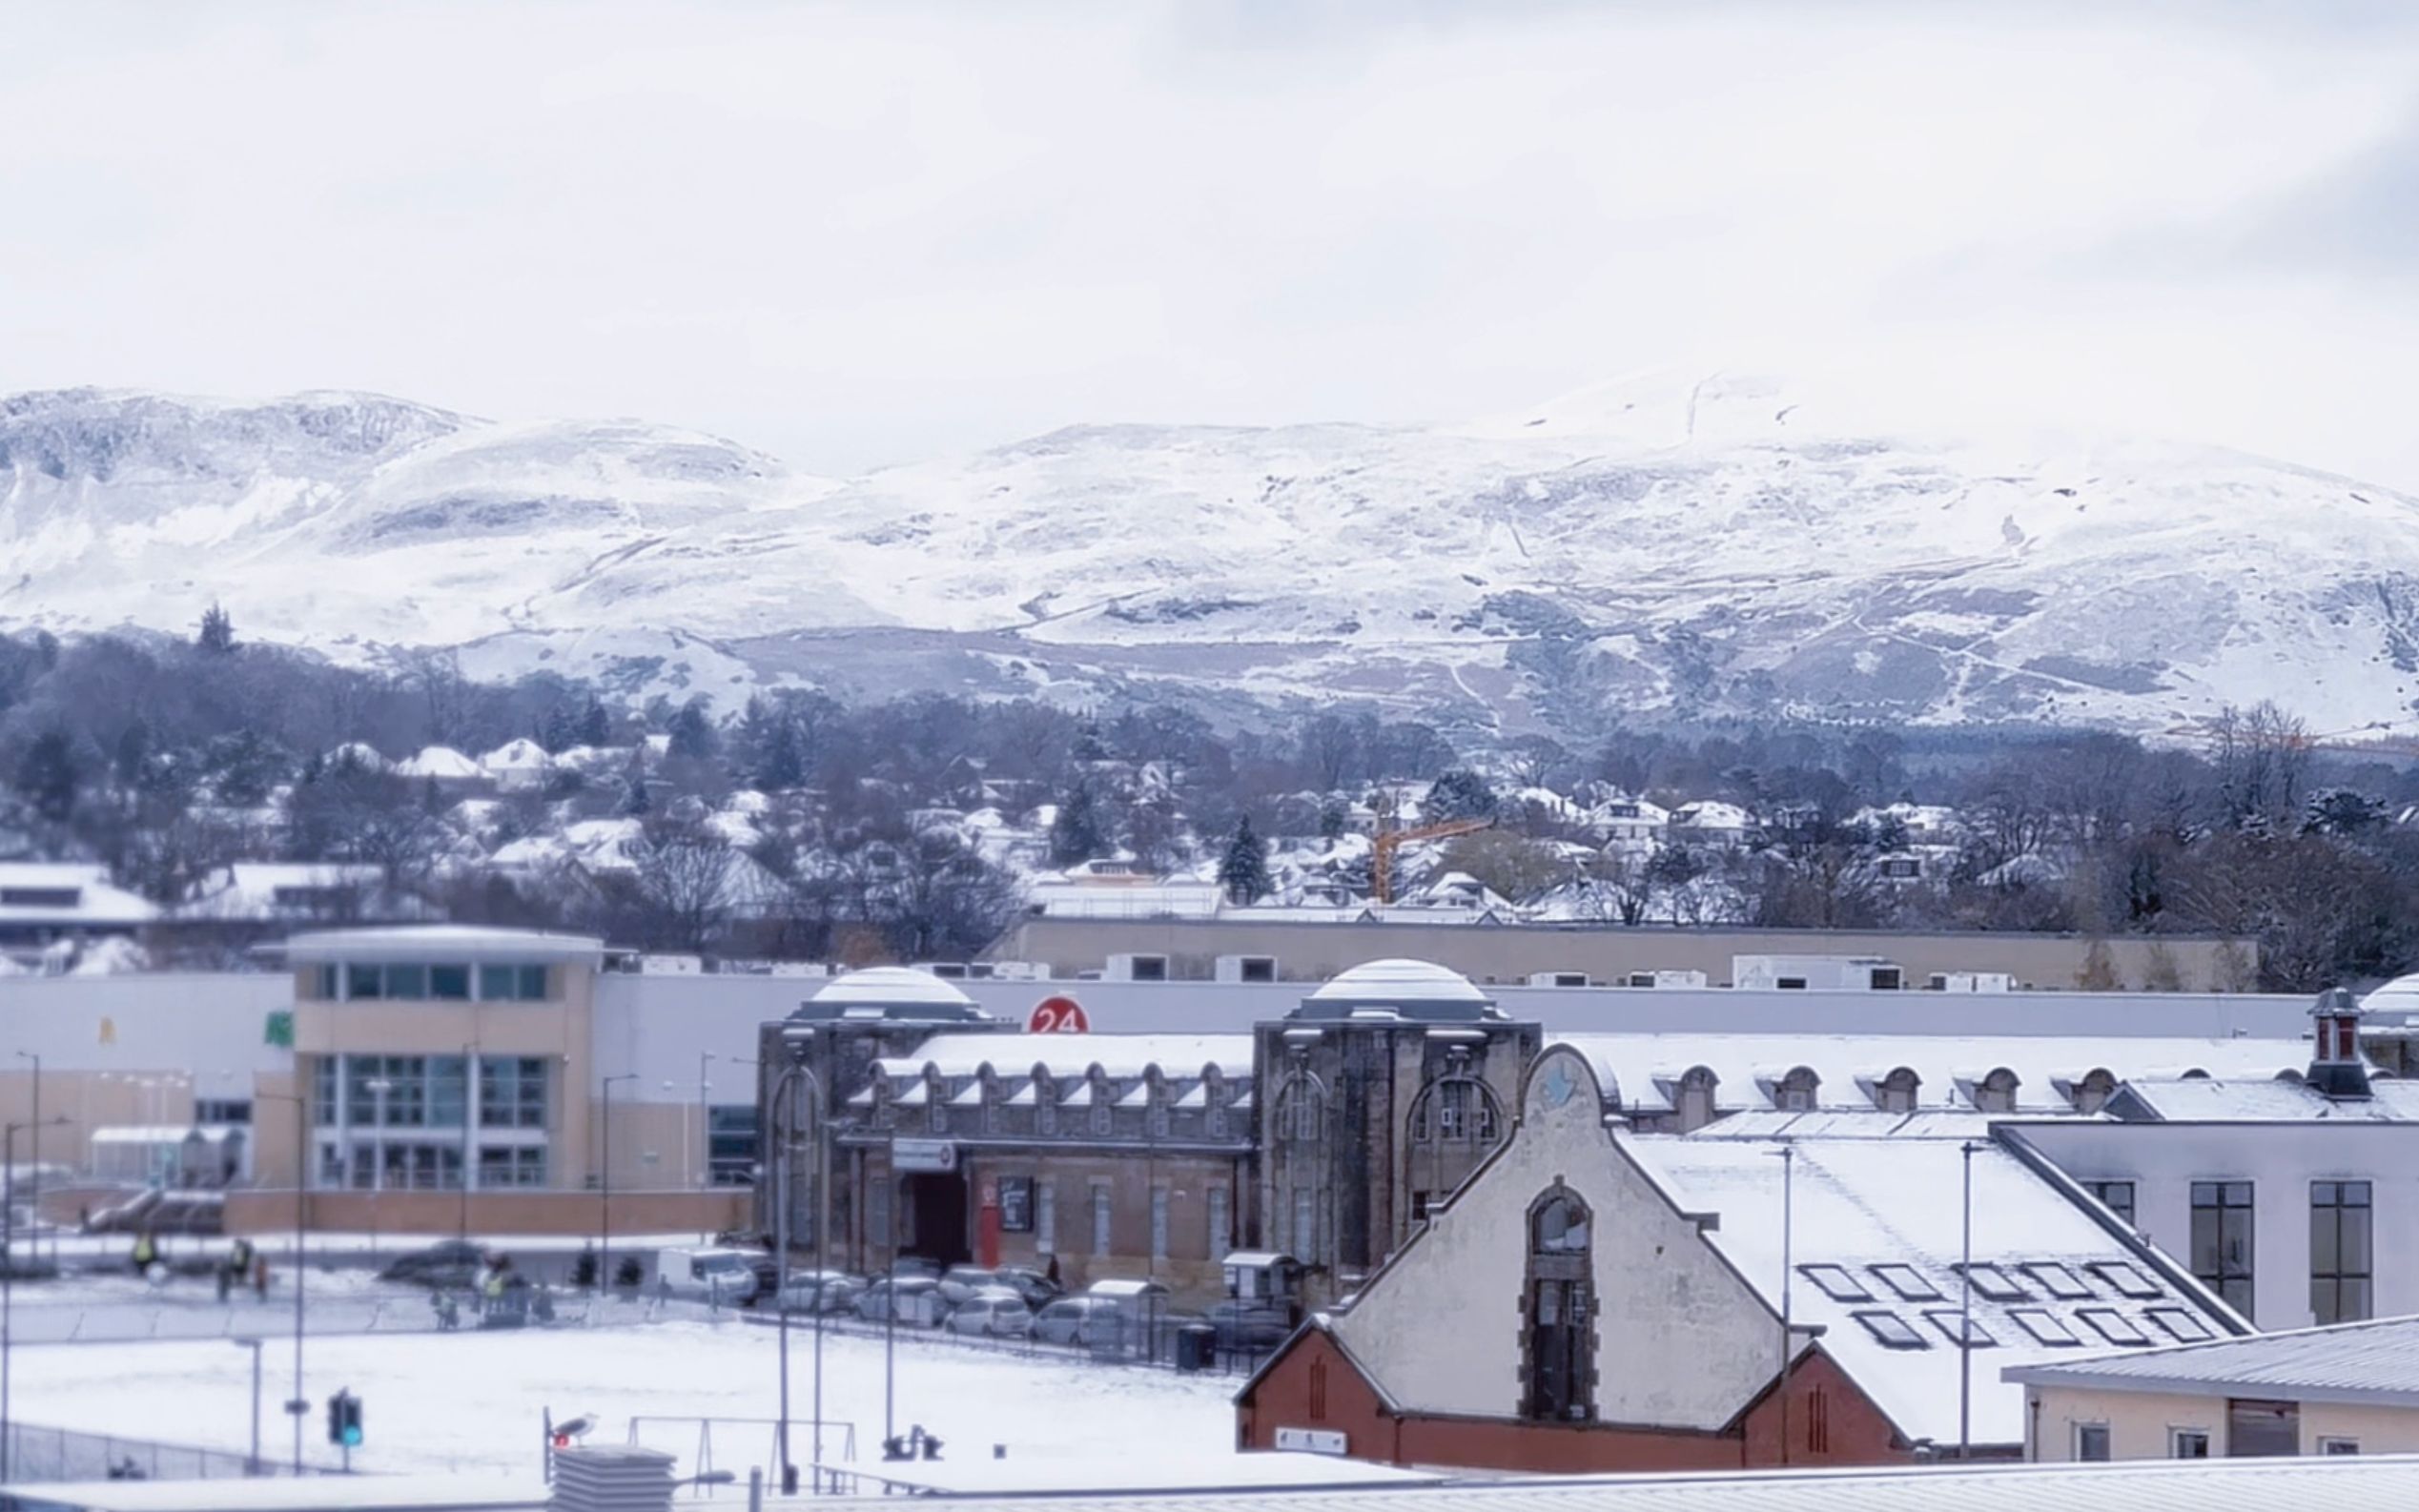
8 2 2419 482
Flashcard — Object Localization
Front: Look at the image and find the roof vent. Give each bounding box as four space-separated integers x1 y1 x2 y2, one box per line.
2308 987 2371 1101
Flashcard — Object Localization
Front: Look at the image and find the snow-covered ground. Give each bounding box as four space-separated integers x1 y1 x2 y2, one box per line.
10 1318 1241 1482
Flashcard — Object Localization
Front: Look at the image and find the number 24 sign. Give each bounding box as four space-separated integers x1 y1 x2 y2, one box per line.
1026 995 1091 1033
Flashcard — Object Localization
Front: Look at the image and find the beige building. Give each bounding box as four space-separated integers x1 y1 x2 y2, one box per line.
2011 1314 2419 1461
989 918 2256 993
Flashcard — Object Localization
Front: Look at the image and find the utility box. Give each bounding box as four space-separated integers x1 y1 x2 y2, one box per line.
1733 955 1904 991
1105 953 1170 982
1624 970 1710 989
1929 971 2014 993
1216 954 1280 984
1527 971 1589 988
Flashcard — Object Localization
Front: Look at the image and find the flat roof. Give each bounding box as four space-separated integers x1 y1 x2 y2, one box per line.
0 1475 540 1512
283 927 605 964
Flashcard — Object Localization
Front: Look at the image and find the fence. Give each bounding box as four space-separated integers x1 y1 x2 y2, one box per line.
1 1421 307 1484
624 1416 857 1494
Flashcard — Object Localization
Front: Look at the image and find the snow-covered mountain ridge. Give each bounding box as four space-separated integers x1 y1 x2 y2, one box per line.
6 378 2418 736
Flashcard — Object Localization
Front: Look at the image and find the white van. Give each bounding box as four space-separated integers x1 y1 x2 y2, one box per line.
655 1246 761 1304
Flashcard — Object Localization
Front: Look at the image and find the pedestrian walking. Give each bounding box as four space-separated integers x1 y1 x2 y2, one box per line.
131 1230 157 1277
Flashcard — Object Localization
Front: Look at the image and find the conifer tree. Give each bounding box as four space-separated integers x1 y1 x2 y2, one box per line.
1219 815 1274 903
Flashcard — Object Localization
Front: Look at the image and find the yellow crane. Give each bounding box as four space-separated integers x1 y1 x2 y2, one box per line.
1370 817 1494 906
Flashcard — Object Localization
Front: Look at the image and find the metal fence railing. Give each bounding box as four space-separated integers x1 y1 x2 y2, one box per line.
1 1420 313 1484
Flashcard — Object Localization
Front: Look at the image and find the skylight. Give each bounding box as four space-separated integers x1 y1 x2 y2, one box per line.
2088 1261 2163 1299
1853 1310 1929 1349
2007 1308 2081 1346
2079 1308 2150 1346
2022 1262 2093 1300
1799 1264 1873 1302
2146 1308 2215 1343
1923 1310 1997 1347
1870 1263 1942 1301
1958 1263 2029 1301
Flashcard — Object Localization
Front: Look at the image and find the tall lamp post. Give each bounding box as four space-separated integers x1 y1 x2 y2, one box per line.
768 1055 826 1494
364 1076 394 1255
459 1042 479 1253
1958 1139 1982 1461
255 1091 310 1474
599 1074 637 1294
3 1115 67 1485
13 1053 39 1269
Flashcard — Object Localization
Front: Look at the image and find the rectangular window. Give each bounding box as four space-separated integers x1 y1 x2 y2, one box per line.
1958 1264 2028 1301
2089 1260 2162 1299
428 964 471 1000
2320 1437 2360 1456
2078 1308 2149 1346
477 1146 547 1189
479 963 550 1001
2191 1180 2255 1318
868 1175 892 1247
1292 1187 1316 1263
1036 1179 1056 1255
195 1098 253 1126
2311 1179 2373 1325
384 962 427 999
2227 1399 2299 1459
1150 1186 1170 1260
997 1175 1034 1233
707 1107 758 1186
1805 1387 1829 1454
1208 1186 1231 1258
1852 1311 1928 1349
346 962 383 1000
2075 1423 2111 1462
1923 1310 1995 1347
1870 1263 1942 1301
479 1057 549 1129
2022 1263 2093 1300
2084 1180 2137 1226
2145 1307 2214 1343
2171 1429 2210 1459
1092 1185 1113 1257
1800 1264 1874 1302
2007 1308 2081 1346
312 1058 339 1128
310 964 338 999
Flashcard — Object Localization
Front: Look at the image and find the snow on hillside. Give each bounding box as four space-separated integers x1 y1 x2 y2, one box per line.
6 380 2419 734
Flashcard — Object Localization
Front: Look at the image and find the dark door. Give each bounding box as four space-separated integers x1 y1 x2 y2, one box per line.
903 1174 971 1267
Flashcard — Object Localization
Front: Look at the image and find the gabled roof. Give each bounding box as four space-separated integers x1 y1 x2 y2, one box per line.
2109 1075 2419 1121
1622 1131 2244 1449
2004 1313 2419 1407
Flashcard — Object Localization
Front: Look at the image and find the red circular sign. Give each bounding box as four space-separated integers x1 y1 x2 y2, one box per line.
1027 995 1091 1033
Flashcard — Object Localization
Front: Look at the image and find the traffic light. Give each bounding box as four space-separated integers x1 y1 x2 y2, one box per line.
326 1391 362 1448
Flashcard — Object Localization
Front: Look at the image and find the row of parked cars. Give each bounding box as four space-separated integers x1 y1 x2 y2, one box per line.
755 1257 1295 1353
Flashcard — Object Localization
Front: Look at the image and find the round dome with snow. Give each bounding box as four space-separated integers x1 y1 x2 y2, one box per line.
2362 973 2419 1023
1296 958 1498 1021
801 966 984 1019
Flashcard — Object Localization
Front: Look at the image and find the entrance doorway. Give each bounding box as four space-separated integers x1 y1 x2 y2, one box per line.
901 1174 970 1267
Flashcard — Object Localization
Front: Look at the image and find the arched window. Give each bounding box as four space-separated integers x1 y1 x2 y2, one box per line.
2068 1069 2116 1115
1775 1067 1819 1113
1272 1073 1326 1144
1408 1074 1503 1145
1204 1069 1228 1139
1875 1068 1920 1114
926 1071 949 1134
1675 1067 1718 1131
1524 1186 1595 1422
1145 1070 1172 1139
1973 1068 2019 1114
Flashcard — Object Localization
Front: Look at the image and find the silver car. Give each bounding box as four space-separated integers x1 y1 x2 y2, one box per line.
942 1288 1034 1338
1030 1295 1122 1347
854 1277 948 1326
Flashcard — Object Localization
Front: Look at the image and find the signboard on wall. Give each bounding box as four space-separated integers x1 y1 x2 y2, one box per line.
1027 995 1090 1034
892 1137 958 1174
997 1176 1034 1232
1274 1427 1347 1456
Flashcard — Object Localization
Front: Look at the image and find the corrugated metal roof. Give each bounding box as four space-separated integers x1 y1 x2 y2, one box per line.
2005 1313 2419 1404
780 1455 2419 1512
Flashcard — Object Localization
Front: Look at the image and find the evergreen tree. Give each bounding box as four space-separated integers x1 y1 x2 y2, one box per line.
1317 798 1349 843
1218 815 1273 903
1048 781 1108 866
196 602 236 655
14 729 81 823
757 717 807 792
1424 767 1500 822
666 698 720 761
577 697 613 747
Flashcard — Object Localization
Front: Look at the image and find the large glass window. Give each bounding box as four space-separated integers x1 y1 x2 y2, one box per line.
480 1057 550 1129
2084 1180 2137 1226
2191 1181 2256 1318
2311 1180 2373 1325
1524 1188 1595 1422
479 963 550 1001
478 1146 548 1189
429 964 471 1000
707 1107 759 1186
338 1055 467 1128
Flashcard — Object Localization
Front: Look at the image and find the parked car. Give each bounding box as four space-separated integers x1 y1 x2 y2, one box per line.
937 1264 1059 1309
1029 1295 1124 1347
941 1288 1035 1338
1206 1298 1296 1351
379 1239 487 1290
655 1246 761 1304
854 1276 948 1326
773 1270 868 1315
888 1257 943 1283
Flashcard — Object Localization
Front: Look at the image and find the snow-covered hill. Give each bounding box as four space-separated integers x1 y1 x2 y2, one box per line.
7 378 2419 735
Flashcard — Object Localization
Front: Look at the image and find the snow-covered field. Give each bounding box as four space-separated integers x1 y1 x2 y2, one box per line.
10 1318 1240 1482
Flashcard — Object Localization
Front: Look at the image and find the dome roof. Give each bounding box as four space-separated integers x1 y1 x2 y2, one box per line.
2362 974 2419 1020
1293 958 1501 1021
1308 958 1489 1003
810 967 976 1010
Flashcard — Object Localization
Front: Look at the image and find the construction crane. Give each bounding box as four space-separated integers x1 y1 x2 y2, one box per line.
1370 817 1494 906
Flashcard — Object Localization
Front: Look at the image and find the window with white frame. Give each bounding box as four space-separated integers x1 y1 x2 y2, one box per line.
1091 1185 1113 1257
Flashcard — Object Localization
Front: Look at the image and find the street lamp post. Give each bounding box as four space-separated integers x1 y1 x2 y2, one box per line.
769 1059 825 1495
460 1043 479 1254
600 1074 638 1295
3 1115 67 1485
364 1077 394 1255
1959 1139 1981 1461
255 1091 310 1474
14 1053 39 1270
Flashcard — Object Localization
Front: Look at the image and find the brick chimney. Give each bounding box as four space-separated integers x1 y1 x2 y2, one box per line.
2307 987 2372 1101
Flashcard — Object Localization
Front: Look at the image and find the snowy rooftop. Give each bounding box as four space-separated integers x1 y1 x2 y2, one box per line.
1553 1032 2316 1117
1622 1130 2242 1448
872 1032 1253 1082
2003 1313 2419 1406
0 863 156 927
282 925 605 963
1295 958 1502 1019
805 966 979 1012
2109 1074 2419 1121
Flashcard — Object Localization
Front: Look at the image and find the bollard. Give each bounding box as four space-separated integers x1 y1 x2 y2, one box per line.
747 1466 763 1512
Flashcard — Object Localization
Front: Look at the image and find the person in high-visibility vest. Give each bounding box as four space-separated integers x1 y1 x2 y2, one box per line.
130 1231 157 1276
